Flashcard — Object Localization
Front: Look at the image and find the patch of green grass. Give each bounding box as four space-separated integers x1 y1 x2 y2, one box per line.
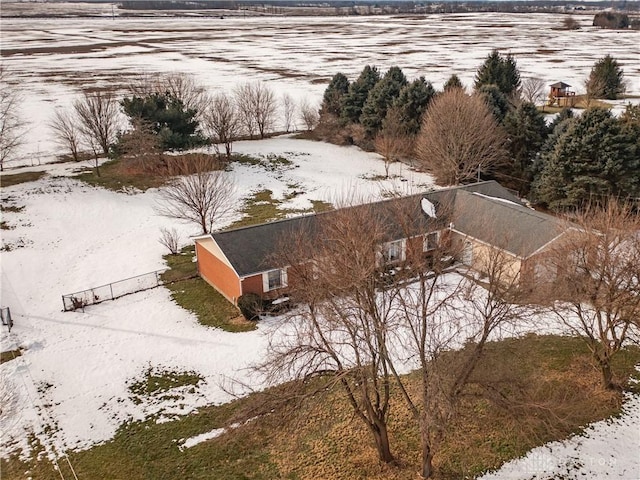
310 199 333 213
75 160 168 192
3 335 638 480
229 189 333 229
233 153 296 172
129 367 203 397
1 394 280 480
0 171 46 188
161 246 199 283
359 172 399 181
0 349 21 364
229 189 285 229
160 246 254 332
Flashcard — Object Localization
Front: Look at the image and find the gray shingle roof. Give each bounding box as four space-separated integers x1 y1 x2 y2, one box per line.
550 81 571 88
450 190 564 258
211 181 560 276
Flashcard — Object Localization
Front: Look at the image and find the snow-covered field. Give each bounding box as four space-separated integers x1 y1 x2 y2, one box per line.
1 8 640 479
1 9 639 168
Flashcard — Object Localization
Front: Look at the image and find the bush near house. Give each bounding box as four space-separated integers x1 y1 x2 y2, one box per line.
237 293 264 321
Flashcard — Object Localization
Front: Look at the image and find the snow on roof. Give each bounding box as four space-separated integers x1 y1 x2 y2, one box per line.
471 191 522 207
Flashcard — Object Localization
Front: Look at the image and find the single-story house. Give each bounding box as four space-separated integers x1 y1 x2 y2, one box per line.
194 181 567 305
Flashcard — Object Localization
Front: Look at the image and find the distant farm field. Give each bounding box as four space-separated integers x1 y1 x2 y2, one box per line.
1 10 639 167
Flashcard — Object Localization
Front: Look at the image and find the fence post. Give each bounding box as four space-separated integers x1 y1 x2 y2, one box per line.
110 283 114 301
1 307 12 332
156 271 160 286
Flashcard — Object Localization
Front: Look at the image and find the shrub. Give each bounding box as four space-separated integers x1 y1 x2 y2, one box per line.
593 12 629 29
237 293 264 321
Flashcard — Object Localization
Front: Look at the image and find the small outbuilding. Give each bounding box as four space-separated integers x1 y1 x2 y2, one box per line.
548 81 577 107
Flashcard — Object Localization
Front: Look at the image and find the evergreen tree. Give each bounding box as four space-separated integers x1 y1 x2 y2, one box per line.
392 77 436 135
341 65 380 123
586 55 625 100
530 108 575 189
620 103 640 166
478 84 511 123
530 108 574 182
547 107 574 133
443 74 464 92
474 50 521 97
321 73 350 117
360 66 408 137
502 101 548 191
532 108 639 210
121 92 203 150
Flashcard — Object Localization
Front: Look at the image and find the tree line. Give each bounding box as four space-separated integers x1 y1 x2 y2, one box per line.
44 73 321 176
316 51 638 211
2 51 635 212
0 67 321 173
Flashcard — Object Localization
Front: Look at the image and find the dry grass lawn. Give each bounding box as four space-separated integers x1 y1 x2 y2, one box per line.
3 335 639 480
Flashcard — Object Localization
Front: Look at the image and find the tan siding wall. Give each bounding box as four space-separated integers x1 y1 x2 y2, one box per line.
470 241 522 283
450 232 522 282
195 241 241 304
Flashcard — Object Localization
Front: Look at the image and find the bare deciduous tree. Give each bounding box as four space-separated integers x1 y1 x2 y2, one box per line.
259 202 400 464
540 199 640 390
562 15 580 30
118 118 164 174
281 93 296 133
0 65 27 171
583 76 606 107
299 98 319 131
415 88 508 185
520 77 546 105
374 106 411 178
204 92 240 161
49 108 82 162
158 227 181 255
74 90 121 156
156 156 235 234
387 201 530 478
234 83 257 139
234 82 277 139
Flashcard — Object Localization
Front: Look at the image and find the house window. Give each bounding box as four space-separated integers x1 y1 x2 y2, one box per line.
382 239 405 263
423 231 440 252
263 268 287 292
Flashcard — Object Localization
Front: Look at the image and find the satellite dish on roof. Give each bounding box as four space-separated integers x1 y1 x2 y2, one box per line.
421 198 436 219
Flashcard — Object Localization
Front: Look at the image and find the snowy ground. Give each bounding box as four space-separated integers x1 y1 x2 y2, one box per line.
1 11 639 169
1 10 640 479
1 136 639 479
